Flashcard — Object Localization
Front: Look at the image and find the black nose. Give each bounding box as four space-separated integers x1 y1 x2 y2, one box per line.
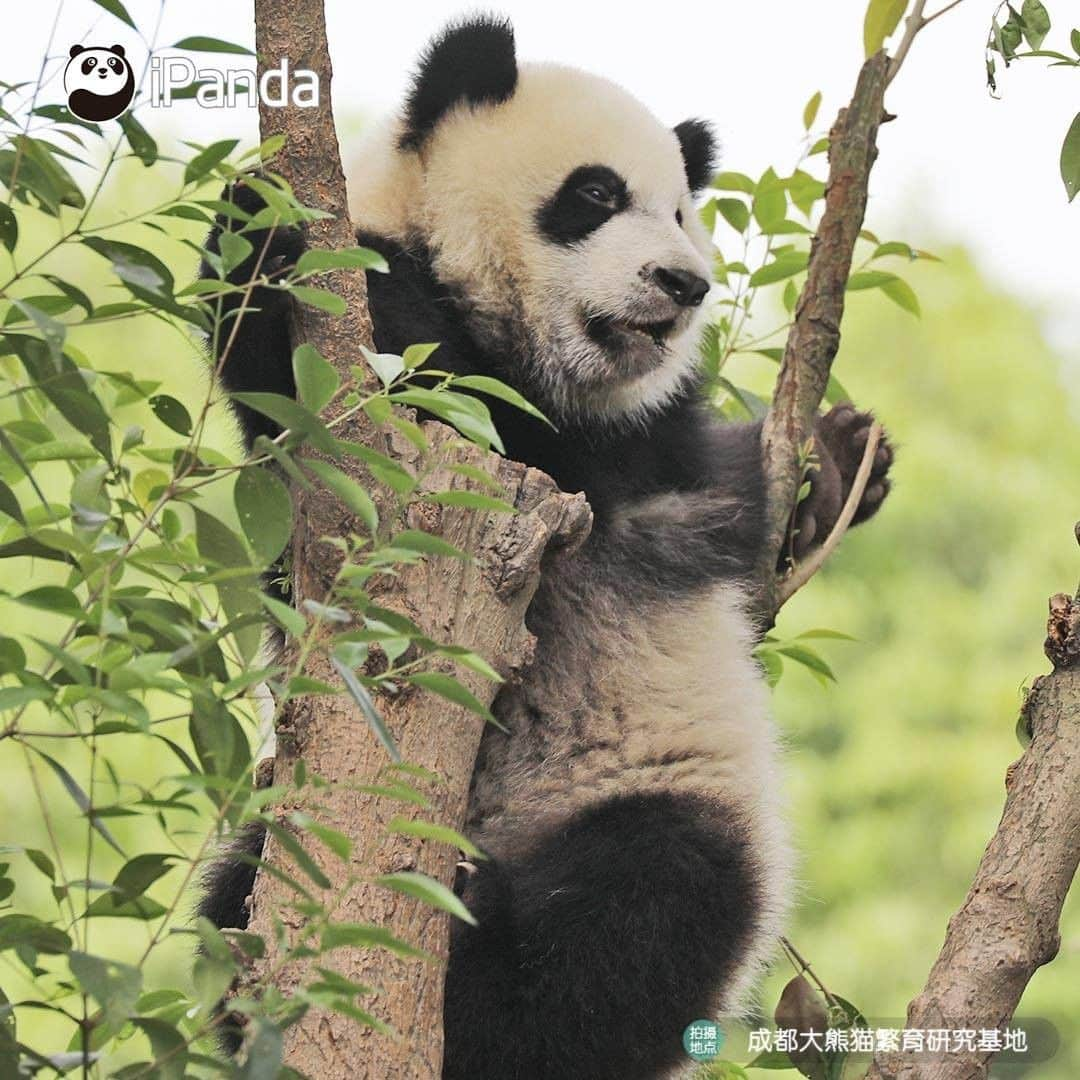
650 266 710 307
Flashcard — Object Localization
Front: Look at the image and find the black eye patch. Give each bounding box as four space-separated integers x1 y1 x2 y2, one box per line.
536 165 629 245
81 57 97 75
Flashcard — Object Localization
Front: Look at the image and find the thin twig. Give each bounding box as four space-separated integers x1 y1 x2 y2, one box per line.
776 422 881 606
887 0 967 87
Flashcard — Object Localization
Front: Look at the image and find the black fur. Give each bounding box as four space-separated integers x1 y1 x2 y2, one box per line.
674 118 718 192
536 165 630 245
444 791 759 1080
399 15 517 150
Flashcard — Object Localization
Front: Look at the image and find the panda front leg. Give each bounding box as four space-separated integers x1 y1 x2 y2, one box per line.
443 790 761 1080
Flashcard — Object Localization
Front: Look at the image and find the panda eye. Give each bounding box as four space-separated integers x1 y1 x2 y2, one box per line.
82 57 96 75
675 209 684 226
108 57 122 71
577 182 617 209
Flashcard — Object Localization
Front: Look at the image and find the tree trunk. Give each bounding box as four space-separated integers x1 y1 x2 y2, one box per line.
241 3 590 1076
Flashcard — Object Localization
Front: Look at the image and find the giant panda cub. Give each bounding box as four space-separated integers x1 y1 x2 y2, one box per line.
200 15 893 1080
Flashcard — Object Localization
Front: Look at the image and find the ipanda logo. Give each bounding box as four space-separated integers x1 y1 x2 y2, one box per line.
64 44 135 122
150 57 320 110
62 42 320 121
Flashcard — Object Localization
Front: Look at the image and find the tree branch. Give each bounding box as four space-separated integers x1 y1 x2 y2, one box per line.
242 3 589 1075
866 533 1080 1080
757 51 889 616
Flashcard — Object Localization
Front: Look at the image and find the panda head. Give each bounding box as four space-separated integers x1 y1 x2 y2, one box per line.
354 16 718 424
64 44 135 122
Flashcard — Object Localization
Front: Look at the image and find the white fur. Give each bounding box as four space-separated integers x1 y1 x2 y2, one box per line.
349 64 714 424
348 56 791 1022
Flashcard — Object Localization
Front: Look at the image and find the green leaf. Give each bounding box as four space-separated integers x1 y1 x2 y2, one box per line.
749 253 809 286
237 1019 283 1080
1061 112 1080 201
392 529 469 560
752 168 786 229
422 490 516 514
264 820 331 889
1072 28 1080 56
69 951 142 1027
89 0 136 28
1020 0 1051 49
189 694 252 792
846 270 896 290
235 467 293 564
330 656 401 762
0 479 23 524
337 441 416 495
880 276 921 316
230 391 338 452
149 394 193 436
36 750 126 855
452 374 551 425
406 671 494 723
0 136 85 215
360 346 405 387
304 459 379 534
16 585 83 618
172 35 253 54
292 343 340 413
183 138 240 185
374 871 477 925
863 0 908 56
0 913 71 954
777 644 837 685
84 854 178 919
290 812 352 861
217 230 253 276
118 112 157 166
262 594 307 637
295 246 389 275
320 921 427 957
387 816 483 858
802 91 822 130
291 285 347 315
714 198 750 233
131 1018 187 1080
710 171 755 194
0 204 16 253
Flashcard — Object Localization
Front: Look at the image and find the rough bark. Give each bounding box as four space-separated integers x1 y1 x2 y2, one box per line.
243 3 591 1076
866 573 1080 1080
758 51 889 618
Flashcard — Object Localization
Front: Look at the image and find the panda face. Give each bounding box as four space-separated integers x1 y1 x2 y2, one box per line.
420 66 715 422
64 44 135 122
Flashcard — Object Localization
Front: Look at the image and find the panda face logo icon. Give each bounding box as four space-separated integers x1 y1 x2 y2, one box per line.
64 44 135 122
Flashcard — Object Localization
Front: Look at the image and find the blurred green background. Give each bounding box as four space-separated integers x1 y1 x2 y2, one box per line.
1 147 1078 1076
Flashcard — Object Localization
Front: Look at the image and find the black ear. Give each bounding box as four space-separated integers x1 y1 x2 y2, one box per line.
110 44 126 57
399 15 517 151
674 119 718 193
69 44 85 58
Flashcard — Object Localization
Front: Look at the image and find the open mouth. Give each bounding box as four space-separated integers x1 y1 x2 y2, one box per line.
584 313 678 351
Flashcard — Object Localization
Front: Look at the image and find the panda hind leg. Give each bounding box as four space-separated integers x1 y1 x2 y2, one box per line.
443 790 762 1080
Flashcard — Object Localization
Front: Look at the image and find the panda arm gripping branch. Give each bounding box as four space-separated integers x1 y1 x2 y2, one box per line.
198 15 892 1080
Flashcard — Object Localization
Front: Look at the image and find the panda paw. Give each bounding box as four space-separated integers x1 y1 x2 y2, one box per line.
788 404 893 560
209 177 307 287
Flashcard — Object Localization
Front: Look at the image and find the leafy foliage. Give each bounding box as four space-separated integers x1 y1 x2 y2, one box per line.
0 26 536 1075
985 0 1080 200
